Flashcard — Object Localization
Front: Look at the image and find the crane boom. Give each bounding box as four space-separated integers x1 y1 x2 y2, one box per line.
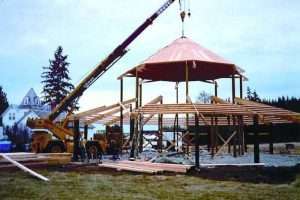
48 0 175 121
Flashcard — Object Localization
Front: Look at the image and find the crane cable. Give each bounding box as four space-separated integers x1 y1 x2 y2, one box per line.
179 0 191 37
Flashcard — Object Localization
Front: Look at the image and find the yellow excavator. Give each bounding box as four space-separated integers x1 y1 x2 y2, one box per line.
27 0 176 157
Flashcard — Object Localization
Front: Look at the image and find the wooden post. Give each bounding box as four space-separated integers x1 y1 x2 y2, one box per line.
253 114 260 163
157 99 163 152
239 75 243 98
244 126 248 153
185 61 189 129
129 117 137 159
195 114 200 168
214 81 218 97
214 117 218 152
237 116 242 156
239 76 245 154
210 117 215 158
227 116 231 153
120 78 124 146
84 124 88 140
139 80 143 152
158 114 163 152
72 119 80 162
129 105 134 140
135 70 139 109
238 116 245 155
233 116 237 157
232 75 236 104
174 82 179 150
269 123 274 154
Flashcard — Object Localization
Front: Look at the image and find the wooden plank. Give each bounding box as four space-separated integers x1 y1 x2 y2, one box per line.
99 163 159 174
71 98 135 119
199 163 264 167
0 154 49 181
119 161 192 173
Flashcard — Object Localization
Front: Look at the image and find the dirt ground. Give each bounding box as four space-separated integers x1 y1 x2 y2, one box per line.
0 165 300 200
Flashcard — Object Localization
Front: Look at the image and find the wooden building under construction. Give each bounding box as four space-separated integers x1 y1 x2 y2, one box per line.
72 37 300 167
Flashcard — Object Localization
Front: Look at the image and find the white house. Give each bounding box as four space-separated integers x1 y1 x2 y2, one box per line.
1 88 51 130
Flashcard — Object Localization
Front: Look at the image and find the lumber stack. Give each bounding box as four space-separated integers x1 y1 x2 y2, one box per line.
0 153 72 169
99 160 192 174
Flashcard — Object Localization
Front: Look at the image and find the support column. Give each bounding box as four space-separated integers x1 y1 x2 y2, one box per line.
238 116 245 155
158 114 163 152
174 82 179 151
214 81 218 97
210 117 215 158
238 76 245 155
129 105 134 140
214 117 218 152
237 116 241 156
253 114 260 163
195 114 200 168
185 61 189 129
232 75 236 104
158 99 163 152
244 126 248 153
227 116 231 153
135 70 139 109
269 123 274 154
84 124 88 140
72 119 80 162
129 117 137 159
120 78 124 146
233 116 237 158
139 80 143 152
239 75 243 99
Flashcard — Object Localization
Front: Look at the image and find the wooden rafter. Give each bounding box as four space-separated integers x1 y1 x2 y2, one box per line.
235 97 300 123
70 98 135 120
106 96 163 126
84 104 131 124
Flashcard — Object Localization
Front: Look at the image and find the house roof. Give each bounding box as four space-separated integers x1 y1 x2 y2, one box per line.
20 88 41 107
119 37 243 82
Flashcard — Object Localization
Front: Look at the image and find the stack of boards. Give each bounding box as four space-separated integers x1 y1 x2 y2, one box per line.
0 153 72 169
99 160 192 174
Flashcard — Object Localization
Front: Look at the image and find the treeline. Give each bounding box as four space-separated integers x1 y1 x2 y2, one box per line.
246 87 300 113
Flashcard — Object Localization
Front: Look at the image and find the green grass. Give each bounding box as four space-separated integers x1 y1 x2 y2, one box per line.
0 170 300 200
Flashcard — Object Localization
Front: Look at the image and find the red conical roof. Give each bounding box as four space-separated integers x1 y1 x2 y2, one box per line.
120 37 241 82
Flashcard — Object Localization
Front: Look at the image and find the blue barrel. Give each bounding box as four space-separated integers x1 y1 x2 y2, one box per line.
0 141 12 153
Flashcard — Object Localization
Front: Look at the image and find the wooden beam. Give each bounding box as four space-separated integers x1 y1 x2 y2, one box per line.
214 81 218 97
71 98 135 119
0 154 49 181
232 75 236 104
195 114 200 168
239 75 243 98
72 119 80 162
187 96 209 125
120 78 124 146
253 114 260 163
213 131 237 158
84 104 130 124
185 61 189 128
84 124 88 140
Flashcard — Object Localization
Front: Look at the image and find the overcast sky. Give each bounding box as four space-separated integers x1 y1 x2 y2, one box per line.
1 0 299 111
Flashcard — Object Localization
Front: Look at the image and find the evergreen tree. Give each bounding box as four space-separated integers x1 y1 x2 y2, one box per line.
246 87 252 100
252 90 260 102
0 86 9 115
41 46 77 112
